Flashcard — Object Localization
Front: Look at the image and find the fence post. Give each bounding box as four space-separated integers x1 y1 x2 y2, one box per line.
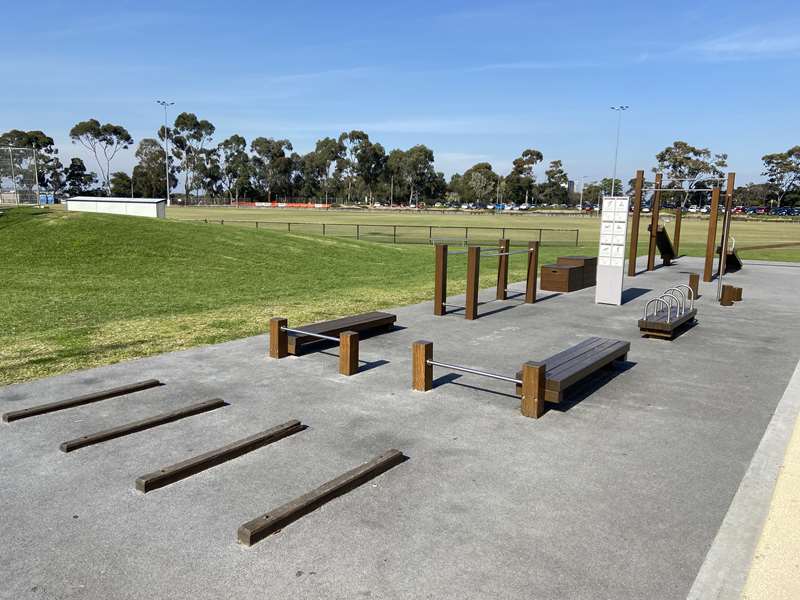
322 223 326 236
287 223 291 232
393 225 397 244
268 318 288 359
575 229 579 246
412 341 433 391
465 227 469 244
255 221 259 230
357 224 360 240
339 332 359 376
520 361 546 418
465 245 480 320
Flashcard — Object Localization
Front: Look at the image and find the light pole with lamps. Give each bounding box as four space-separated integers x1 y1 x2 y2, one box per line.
156 100 174 205
610 105 628 196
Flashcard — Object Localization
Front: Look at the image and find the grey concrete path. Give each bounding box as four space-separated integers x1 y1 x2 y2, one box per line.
1 256 799 600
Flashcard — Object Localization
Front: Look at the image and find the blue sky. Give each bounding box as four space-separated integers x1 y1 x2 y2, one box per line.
3 0 799 184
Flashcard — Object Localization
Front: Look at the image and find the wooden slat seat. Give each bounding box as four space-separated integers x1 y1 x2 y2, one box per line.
287 311 396 355
516 337 630 403
638 307 697 339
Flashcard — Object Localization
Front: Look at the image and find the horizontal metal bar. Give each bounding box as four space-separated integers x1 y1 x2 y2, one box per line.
443 303 465 308
281 327 340 342
482 248 534 257
427 359 521 385
643 188 720 193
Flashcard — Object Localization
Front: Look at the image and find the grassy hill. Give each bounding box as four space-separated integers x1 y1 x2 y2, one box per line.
0 207 569 385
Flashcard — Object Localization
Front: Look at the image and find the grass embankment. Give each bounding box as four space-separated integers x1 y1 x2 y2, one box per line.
0 207 579 385
170 206 800 262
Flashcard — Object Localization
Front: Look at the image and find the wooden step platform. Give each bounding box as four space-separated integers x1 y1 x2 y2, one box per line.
638 306 698 339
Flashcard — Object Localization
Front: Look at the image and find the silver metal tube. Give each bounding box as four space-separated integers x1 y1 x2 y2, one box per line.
644 297 668 320
281 327 339 342
661 293 681 323
482 249 534 258
427 359 521 385
664 287 686 314
672 284 694 310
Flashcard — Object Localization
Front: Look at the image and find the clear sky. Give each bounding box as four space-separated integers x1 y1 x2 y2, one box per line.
3 0 799 184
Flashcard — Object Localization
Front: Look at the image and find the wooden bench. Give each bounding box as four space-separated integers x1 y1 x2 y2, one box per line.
285 311 397 355
638 306 697 339
515 337 630 403
647 224 676 265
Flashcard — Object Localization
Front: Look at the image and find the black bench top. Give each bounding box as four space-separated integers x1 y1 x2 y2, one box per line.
287 311 396 354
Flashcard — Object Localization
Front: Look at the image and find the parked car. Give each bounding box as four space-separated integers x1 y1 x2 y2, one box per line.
732 206 744 214
688 205 699 213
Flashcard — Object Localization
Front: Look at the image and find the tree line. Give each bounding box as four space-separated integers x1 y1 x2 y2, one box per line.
2 118 798 207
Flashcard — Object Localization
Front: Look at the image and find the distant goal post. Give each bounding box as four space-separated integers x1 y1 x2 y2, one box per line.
0 146 40 205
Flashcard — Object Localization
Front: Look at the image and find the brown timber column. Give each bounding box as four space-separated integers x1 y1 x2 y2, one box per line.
720 285 734 306
339 332 359 376
411 341 433 391
496 239 510 300
269 318 288 359
525 241 539 303
433 244 447 316
703 187 721 282
718 172 736 277
520 362 546 419
673 197 683 256
689 272 700 298
647 173 663 271
465 245 480 320
627 170 644 276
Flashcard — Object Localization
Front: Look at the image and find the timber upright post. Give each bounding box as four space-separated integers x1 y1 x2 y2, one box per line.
673 196 683 256
338 331 359 376
627 170 644 277
718 172 736 278
520 362 546 419
703 187 721 282
647 173 663 271
689 272 700 298
525 241 539 303
269 318 288 359
411 341 433 391
465 246 480 320
496 239 510 300
434 244 447 316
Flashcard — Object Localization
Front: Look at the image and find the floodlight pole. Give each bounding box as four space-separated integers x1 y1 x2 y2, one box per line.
8 147 18 204
156 100 174 205
610 105 628 196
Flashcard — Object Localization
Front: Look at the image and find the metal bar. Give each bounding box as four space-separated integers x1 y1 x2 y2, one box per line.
281 327 339 343
643 188 720 193
482 248 534 258
426 359 522 385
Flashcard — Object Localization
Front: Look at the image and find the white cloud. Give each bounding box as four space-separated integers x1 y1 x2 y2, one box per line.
691 30 800 60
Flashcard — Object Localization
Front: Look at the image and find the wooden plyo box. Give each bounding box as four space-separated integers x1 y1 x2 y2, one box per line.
540 264 584 292
557 256 597 287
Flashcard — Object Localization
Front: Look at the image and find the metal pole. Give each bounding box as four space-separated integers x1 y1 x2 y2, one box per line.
33 148 40 204
610 106 629 196
8 148 18 204
156 100 174 206
426 359 522 385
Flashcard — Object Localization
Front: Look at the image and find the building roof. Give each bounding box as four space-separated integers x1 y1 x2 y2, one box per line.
67 196 166 204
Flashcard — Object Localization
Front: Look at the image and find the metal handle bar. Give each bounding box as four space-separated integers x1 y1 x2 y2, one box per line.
644 297 669 320
281 327 340 343
426 359 522 385
664 288 686 315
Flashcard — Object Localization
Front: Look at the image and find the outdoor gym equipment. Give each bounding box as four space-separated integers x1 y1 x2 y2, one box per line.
627 171 737 286
434 239 539 320
412 337 630 419
638 285 697 339
270 318 360 375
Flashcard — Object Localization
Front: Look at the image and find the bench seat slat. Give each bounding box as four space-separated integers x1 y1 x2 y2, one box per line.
287 311 396 354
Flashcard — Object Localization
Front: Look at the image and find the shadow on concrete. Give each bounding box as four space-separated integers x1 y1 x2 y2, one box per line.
548 360 637 414
316 352 390 374
621 288 652 304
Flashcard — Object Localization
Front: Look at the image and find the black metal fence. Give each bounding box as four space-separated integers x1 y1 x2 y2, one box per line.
175 219 581 247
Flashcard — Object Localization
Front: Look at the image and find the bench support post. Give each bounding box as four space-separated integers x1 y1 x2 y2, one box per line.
520 362 546 419
688 272 700 298
525 241 539 303
434 244 447 316
496 238 509 300
673 202 683 256
269 317 288 359
339 331 359 376
647 173 662 271
465 246 480 320
412 341 433 391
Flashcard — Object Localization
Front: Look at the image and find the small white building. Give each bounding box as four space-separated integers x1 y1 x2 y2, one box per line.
66 197 166 219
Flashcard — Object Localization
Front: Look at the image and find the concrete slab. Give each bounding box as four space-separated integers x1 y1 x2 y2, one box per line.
1 256 799 600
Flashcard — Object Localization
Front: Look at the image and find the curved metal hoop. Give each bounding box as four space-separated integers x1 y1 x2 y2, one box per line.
664 288 686 315
644 297 669 321
672 284 694 310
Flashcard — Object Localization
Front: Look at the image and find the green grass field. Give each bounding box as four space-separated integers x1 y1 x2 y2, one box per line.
1 205 797 385
170 206 800 262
